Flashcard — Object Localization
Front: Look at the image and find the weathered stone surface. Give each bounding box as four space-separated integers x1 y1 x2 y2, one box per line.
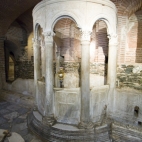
0 117 8 125
4 112 19 121
15 61 34 79
90 85 109 122
30 139 42 142
133 65 142 73
0 129 5 141
54 88 80 124
90 74 107 89
64 73 79 88
11 122 28 132
117 64 142 90
3 78 35 96
8 132 25 142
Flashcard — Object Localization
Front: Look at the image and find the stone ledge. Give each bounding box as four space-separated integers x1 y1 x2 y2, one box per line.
28 111 142 142
28 111 95 142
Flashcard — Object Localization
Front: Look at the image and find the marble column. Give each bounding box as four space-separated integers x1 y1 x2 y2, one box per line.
43 31 55 125
107 35 118 115
41 38 45 77
107 35 118 88
33 38 41 106
55 48 60 88
79 31 93 129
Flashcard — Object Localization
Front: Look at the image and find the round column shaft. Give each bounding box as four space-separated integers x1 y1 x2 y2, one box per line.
43 32 55 126
81 40 90 122
79 31 94 129
33 39 41 105
107 35 118 88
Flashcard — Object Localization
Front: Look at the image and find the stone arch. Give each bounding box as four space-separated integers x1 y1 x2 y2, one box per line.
48 11 82 32
4 40 17 81
34 23 42 39
89 14 117 36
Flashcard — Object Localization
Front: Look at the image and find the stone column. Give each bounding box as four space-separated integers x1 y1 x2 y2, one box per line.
33 38 41 105
43 31 55 126
107 35 118 115
79 31 93 129
41 39 45 77
107 35 118 88
55 45 60 88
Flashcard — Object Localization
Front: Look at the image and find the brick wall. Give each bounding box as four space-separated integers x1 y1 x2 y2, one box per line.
4 21 34 80
125 10 142 63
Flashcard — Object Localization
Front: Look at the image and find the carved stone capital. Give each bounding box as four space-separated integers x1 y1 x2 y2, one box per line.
80 31 92 41
78 121 94 129
43 31 54 43
108 34 118 45
32 38 40 47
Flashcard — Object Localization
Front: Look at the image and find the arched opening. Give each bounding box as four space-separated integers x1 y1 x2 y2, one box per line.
90 20 109 88
53 18 81 88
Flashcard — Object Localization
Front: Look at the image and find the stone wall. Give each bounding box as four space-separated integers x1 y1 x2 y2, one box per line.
15 60 34 79
90 62 107 88
110 88 142 126
0 37 5 89
117 64 142 90
54 62 108 88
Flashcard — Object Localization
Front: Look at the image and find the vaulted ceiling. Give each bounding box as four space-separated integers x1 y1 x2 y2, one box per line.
0 0 41 35
0 0 142 35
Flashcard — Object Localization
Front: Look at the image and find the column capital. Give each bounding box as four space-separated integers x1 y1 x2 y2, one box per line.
32 38 40 46
43 31 54 43
107 34 118 46
80 30 92 41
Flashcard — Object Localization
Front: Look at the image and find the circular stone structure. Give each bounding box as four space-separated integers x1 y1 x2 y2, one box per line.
30 0 118 141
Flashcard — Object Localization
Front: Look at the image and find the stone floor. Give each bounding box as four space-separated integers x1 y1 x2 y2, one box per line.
0 90 43 142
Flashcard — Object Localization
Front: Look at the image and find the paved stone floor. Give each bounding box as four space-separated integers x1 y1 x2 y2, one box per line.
0 90 43 142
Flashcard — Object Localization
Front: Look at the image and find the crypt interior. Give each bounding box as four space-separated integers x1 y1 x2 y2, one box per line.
0 0 142 141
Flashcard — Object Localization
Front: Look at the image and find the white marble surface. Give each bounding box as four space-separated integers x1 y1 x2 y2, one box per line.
53 123 79 131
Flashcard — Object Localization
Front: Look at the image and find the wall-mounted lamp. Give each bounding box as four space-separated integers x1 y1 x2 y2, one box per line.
58 67 64 88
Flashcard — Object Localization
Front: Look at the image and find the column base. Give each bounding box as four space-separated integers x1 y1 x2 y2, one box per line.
78 121 94 129
42 115 56 126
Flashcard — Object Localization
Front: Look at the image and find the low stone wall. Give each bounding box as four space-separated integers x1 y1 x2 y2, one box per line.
15 61 34 79
90 63 107 88
3 78 34 96
117 64 142 90
90 62 107 76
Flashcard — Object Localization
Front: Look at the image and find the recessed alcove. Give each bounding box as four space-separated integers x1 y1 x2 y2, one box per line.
134 106 139 117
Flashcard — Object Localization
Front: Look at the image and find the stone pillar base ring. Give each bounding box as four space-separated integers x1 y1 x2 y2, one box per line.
78 121 94 129
42 115 56 126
